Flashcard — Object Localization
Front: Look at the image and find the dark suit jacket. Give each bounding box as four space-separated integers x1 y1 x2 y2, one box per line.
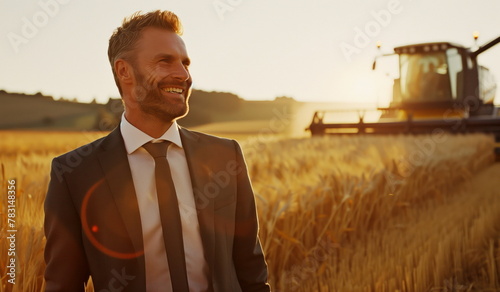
44 127 270 291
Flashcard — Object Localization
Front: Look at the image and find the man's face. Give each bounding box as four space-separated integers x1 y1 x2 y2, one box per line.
130 27 192 123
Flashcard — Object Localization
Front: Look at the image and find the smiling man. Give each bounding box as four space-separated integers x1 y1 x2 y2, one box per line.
44 10 270 292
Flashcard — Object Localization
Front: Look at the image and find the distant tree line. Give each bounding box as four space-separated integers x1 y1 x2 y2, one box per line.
0 89 296 130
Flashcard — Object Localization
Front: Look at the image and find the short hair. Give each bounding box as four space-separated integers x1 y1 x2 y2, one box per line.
108 10 183 95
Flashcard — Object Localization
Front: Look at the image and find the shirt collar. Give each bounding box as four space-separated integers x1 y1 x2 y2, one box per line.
120 114 183 155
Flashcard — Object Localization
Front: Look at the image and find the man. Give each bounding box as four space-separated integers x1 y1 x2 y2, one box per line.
44 10 270 292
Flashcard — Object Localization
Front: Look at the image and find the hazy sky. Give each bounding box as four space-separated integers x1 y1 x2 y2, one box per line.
1 0 499 104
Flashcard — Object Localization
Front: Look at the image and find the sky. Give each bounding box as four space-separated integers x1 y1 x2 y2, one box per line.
1 0 499 105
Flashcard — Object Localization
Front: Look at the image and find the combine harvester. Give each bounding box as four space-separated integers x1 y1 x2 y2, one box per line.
308 35 500 155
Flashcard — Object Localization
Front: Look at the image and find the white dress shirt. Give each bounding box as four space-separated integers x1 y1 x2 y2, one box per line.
120 116 209 292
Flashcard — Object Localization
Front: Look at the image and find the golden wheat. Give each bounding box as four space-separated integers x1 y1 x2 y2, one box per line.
241 133 499 291
0 131 499 291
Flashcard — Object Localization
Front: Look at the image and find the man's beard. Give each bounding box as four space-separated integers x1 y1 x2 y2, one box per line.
133 68 190 123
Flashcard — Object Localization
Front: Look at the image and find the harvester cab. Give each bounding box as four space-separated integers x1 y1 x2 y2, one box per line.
308 35 500 155
376 39 497 117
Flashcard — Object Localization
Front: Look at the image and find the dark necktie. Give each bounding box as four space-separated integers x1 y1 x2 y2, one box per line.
143 141 189 291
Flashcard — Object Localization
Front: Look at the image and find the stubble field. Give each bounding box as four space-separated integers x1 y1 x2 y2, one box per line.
0 130 499 291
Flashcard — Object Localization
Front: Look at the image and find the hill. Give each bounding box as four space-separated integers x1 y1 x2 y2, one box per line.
0 91 104 130
0 89 303 133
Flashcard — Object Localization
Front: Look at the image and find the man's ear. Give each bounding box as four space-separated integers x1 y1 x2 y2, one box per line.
115 59 134 85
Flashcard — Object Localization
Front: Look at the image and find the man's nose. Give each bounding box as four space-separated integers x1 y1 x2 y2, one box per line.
171 62 190 81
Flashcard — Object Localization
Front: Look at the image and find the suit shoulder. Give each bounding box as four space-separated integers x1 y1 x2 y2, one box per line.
53 134 107 163
181 128 238 146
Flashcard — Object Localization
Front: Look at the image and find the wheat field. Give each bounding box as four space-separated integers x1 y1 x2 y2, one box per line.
1 130 500 291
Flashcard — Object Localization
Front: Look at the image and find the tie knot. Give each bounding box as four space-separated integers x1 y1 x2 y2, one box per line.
143 141 171 158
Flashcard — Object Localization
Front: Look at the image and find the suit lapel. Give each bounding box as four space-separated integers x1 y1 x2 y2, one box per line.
179 128 216 281
97 128 144 255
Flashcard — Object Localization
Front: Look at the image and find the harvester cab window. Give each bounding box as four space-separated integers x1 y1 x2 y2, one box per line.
446 48 463 101
479 66 497 104
400 52 452 102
